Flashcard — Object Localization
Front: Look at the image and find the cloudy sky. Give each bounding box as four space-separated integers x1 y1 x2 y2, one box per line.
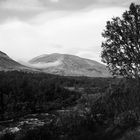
0 0 139 62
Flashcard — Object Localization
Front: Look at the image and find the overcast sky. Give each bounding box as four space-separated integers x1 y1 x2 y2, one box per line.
0 0 139 62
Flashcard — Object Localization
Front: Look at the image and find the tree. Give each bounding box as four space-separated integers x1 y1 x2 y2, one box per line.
101 3 140 78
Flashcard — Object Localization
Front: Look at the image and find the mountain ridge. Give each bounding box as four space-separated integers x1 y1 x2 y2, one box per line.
0 51 111 77
0 51 37 72
29 53 111 77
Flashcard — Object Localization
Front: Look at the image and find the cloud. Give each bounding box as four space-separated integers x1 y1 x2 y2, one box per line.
0 0 138 63
0 0 137 12
29 61 61 68
50 0 60 3
0 0 44 11
0 0 138 23
0 7 126 62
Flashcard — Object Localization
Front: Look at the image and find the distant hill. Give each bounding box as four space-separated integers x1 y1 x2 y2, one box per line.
29 53 111 77
0 51 36 72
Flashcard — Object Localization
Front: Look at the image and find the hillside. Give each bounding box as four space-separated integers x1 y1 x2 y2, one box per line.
29 53 111 77
0 51 22 70
0 51 37 72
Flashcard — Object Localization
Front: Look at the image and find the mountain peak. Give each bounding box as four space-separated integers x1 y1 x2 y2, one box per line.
29 53 111 77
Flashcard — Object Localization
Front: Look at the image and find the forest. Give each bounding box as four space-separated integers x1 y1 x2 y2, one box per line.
0 71 111 120
0 71 140 140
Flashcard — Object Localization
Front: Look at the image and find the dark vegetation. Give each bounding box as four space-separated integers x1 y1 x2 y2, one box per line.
0 71 83 120
0 70 112 121
0 71 140 140
101 3 140 78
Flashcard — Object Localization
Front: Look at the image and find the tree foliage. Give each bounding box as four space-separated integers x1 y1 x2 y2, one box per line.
101 3 140 78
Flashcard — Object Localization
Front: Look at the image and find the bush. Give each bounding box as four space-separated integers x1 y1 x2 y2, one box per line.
114 110 138 128
92 79 140 119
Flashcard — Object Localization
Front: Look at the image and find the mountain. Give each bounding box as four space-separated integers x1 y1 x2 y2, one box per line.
29 53 111 77
0 51 34 71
